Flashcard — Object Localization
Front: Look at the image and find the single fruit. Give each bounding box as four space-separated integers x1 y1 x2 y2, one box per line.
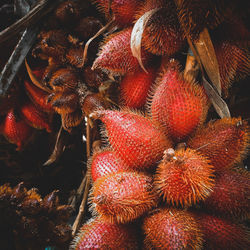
90 171 158 223
155 148 215 207
143 208 203 249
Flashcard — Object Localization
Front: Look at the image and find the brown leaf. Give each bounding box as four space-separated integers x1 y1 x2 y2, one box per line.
194 28 221 95
203 77 231 118
130 8 160 73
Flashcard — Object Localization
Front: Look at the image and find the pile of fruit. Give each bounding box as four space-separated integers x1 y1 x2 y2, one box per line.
0 0 249 249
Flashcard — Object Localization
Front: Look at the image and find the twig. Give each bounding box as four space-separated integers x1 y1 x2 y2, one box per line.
0 0 62 44
72 118 92 236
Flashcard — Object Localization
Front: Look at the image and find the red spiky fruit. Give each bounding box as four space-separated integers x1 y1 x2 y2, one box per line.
155 148 214 207
71 217 140 249
1 109 34 150
90 148 128 182
91 109 172 169
92 28 151 75
143 208 203 249
120 67 157 108
137 0 185 55
187 117 250 171
203 169 250 220
24 80 53 113
196 213 250 249
90 171 158 223
214 40 250 95
19 99 52 133
93 0 142 27
149 60 209 142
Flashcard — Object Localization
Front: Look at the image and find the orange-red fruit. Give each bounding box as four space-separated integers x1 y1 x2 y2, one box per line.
137 0 185 55
71 217 140 249
155 148 214 207
214 40 250 95
90 171 158 223
20 99 52 133
1 109 33 150
120 67 156 108
92 28 151 75
187 117 250 171
93 0 141 27
143 208 203 249
92 109 172 169
196 213 250 249
24 80 53 113
90 148 128 182
149 60 209 142
203 169 250 219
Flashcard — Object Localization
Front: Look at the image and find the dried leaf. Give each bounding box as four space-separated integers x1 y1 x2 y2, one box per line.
203 77 231 118
194 28 221 95
130 8 160 73
25 59 52 93
43 126 69 166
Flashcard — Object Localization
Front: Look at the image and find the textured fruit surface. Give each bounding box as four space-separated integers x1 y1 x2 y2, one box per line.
187 117 250 171
137 0 185 55
1 109 33 150
155 148 214 207
214 40 250 95
120 67 156 108
150 60 209 142
20 99 52 132
24 80 53 113
92 109 172 169
197 213 250 249
92 28 150 74
71 217 139 249
143 208 203 249
90 171 158 223
90 148 128 182
203 169 250 219
93 0 141 27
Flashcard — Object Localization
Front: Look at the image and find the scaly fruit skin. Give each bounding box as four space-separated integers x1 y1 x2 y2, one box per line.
90 148 128 182
196 213 250 249
143 208 203 250
90 171 158 223
1 109 34 150
92 109 172 169
120 67 157 109
71 217 140 249
19 99 52 133
149 60 209 142
187 117 250 171
203 169 250 220
93 0 141 27
214 40 250 95
155 148 214 207
24 80 54 113
92 28 151 75
137 0 185 55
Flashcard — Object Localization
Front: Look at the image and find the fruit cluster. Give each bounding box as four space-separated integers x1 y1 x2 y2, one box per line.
0 182 72 249
70 0 250 249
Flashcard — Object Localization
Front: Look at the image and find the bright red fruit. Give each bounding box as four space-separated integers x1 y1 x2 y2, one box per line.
90 148 128 182
187 117 250 171
143 208 203 249
120 67 157 108
155 148 214 207
149 60 209 142
1 109 34 150
90 171 158 223
71 217 140 249
91 109 172 169
92 28 151 75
